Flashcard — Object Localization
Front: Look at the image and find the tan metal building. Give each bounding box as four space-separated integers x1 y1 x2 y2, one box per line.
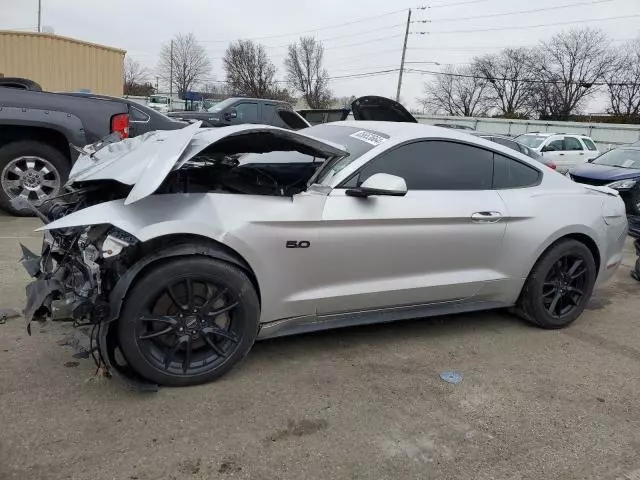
0 31 125 95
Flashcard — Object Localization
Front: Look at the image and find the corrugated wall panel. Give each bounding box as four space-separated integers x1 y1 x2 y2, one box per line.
0 31 125 95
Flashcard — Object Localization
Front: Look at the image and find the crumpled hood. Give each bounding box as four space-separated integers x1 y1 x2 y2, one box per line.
66 122 348 205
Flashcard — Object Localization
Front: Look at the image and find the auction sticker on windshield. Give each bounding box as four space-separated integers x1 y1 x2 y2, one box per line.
350 130 387 146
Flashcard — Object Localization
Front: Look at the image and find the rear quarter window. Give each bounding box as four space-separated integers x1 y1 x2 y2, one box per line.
582 138 598 151
493 153 541 189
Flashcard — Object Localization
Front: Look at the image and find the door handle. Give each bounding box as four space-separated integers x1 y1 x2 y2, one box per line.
579 152 584 155
471 211 503 223
559 153 565 156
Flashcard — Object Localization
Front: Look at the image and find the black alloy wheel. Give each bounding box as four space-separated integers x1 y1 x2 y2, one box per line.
516 239 596 329
118 257 260 386
136 278 240 375
541 255 589 319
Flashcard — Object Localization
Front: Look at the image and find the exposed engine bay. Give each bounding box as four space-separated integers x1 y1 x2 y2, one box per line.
17 124 345 386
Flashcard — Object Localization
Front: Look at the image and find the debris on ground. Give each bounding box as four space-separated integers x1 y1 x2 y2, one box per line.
0 308 20 324
440 371 463 384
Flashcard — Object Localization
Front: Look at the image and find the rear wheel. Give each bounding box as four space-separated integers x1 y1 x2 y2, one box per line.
117 257 260 386
516 239 597 329
0 141 69 216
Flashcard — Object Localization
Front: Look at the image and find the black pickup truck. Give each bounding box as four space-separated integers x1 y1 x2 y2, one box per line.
0 80 185 215
168 97 310 130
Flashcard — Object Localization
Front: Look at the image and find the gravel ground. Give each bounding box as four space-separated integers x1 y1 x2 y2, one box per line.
1 213 640 480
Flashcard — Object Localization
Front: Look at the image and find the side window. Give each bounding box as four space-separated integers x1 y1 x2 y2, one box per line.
234 103 258 122
490 136 517 151
493 153 540 189
582 138 598 151
545 138 564 151
343 141 493 191
130 107 150 122
564 136 583 151
278 110 309 130
262 104 277 124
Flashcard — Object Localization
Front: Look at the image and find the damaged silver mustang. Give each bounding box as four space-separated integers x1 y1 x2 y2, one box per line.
19 114 628 387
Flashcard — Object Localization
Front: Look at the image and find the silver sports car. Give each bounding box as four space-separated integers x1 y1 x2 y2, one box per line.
20 101 628 387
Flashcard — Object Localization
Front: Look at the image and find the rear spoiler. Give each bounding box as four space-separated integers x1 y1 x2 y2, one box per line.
582 185 619 197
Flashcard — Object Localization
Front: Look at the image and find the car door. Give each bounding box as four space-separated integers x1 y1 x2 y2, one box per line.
562 136 588 168
228 101 259 125
540 136 567 170
314 140 509 316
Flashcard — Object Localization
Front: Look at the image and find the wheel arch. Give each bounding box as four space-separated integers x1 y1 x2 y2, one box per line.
107 233 262 323
522 230 601 288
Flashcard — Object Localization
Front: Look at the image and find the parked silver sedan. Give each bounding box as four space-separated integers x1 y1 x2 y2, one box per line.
21 117 628 386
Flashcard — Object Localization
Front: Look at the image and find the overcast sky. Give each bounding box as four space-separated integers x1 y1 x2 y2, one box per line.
3 0 640 110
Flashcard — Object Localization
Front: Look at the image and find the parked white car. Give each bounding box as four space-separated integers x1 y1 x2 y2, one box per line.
515 133 600 172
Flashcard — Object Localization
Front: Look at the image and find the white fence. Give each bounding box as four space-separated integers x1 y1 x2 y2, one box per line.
414 115 640 151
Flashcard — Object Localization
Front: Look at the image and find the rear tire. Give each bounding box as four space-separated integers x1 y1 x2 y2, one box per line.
117 257 260 386
0 141 69 216
516 239 597 329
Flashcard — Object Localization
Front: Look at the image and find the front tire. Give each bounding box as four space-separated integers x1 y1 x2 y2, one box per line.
117 257 260 386
516 239 597 329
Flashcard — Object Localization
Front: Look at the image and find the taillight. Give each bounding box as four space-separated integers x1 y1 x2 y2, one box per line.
547 161 557 170
111 113 130 139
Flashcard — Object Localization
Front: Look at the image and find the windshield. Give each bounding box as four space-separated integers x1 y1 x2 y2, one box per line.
149 96 169 104
237 124 387 185
592 148 640 169
516 134 546 149
207 98 237 113
308 125 388 185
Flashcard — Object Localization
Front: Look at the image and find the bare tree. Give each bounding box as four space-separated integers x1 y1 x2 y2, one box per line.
533 28 615 120
201 82 233 100
606 39 640 118
158 33 211 99
420 65 489 116
223 40 277 98
284 37 332 108
473 48 536 118
123 57 149 95
265 86 298 104
337 95 357 108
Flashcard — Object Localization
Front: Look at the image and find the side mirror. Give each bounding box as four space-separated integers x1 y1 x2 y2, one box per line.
541 145 556 153
345 173 407 198
224 108 238 121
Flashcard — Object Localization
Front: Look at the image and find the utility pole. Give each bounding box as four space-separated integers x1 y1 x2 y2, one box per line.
156 76 159 93
396 8 411 102
169 39 174 98
37 0 42 33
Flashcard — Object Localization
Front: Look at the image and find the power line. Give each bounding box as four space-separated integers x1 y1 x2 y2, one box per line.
324 34 404 51
330 69 400 80
424 0 496 9
198 8 407 43
423 13 640 35
405 68 639 86
406 37 636 52
430 0 613 23
259 24 404 49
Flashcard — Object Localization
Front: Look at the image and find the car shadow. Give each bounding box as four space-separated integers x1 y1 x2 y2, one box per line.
248 309 529 362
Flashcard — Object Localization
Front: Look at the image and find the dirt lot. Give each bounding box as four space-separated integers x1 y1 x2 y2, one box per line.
1 213 640 480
